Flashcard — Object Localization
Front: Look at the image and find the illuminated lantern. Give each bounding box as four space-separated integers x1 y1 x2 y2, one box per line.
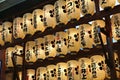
56 62 68 80
35 38 46 60
66 0 80 21
25 41 36 63
111 13 120 40
44 35 56 59
32 9 45 33
79 58 92 80
54 0 68 25
18 71 22 80
13 17 25 39
43 4 56 29
27 69 35 80
0 25 4 46
23 13 34 35
79 24 93 49
90 55 106 80
47 65 57 80
55 31 68 57
67 60 80 80
80 0 95 16
67 28 80 53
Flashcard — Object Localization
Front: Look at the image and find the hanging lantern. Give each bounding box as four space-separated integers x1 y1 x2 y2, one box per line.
27 69 35 80
67 60 80 80
25 41 36 63
32 9 45 33
79 58 92 80
56 62 68 80
34 37 46 60
13 17 25 39
66 0 80 21
55 31 68 57
0 25 4 46
43 4 56 29
111 13 120 40
67 28 80 53
54 0 68 25
23 13 35 35
18 71 22 80
79 24 93 49
44 35 56 59
90 55 106 80
47 65 57 80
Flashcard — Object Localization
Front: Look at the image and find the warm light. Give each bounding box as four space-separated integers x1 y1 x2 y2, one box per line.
0 25 4 46
18 71 22 80
27 69 35 80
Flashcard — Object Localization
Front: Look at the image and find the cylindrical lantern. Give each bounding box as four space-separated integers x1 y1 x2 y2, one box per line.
55 31 68 57
54 0 68 25
79 24 93 49
47 65 57 80
111 13 120 40
66 0 80 20
67 28 80 53
13 17 25 39
80 0 95 16
0 25 4 46
90 55 106 80
27 69 35 80
67 60 80 80
56 62 68 80
44 35 56 59
18 71 22 80
25 41 36 63
43 4 56 29
23 13 35 35
79 58 92 80
35 37 46 60
32 9 45 33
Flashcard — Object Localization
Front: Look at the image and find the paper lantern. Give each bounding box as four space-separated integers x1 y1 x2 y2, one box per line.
27 69 35 80
79 58 92 80
32 9 45 33
80 0 95 16
55 31 68 57
18 71 22 80
54 0 68 25
34 38 46 60
79 24 93 49
67 28 80 52
23 13 35 35
25 41 36 63
90 55 106 80
44 35 56 59
43 4 56 29
0 25 4 46
67 60 80 80
13 17 25 39
47 65 57 80
36 67 48 80
66 0 80 20
56 62 68 80
111 13 120 40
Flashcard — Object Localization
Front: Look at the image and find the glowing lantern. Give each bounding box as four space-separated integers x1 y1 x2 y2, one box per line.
67 60 80 80
79 58 92 80
32 9 45 33
55 31 68 57
54 0 68 25
27 69 35 80
13 17 25 39
0 25 4 46
18 71 22 80
56 62 68 80
25 41 36 63
43 4 56 29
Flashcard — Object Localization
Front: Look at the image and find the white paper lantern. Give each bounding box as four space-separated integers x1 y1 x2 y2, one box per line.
67 60 80 80
54 0 68 25
79 58 92 80
13 17 25 39
90 55 106 80
56 62 68 80
23 13 35 35
32 9 45 33
25 41 36 63
0 25 4 46
80 0 95 16
55 31 68 57
67 28 80 52
27 69 35 80
18 71 22 80
66 0 80 20
35 38 46 60
43 4 56 29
